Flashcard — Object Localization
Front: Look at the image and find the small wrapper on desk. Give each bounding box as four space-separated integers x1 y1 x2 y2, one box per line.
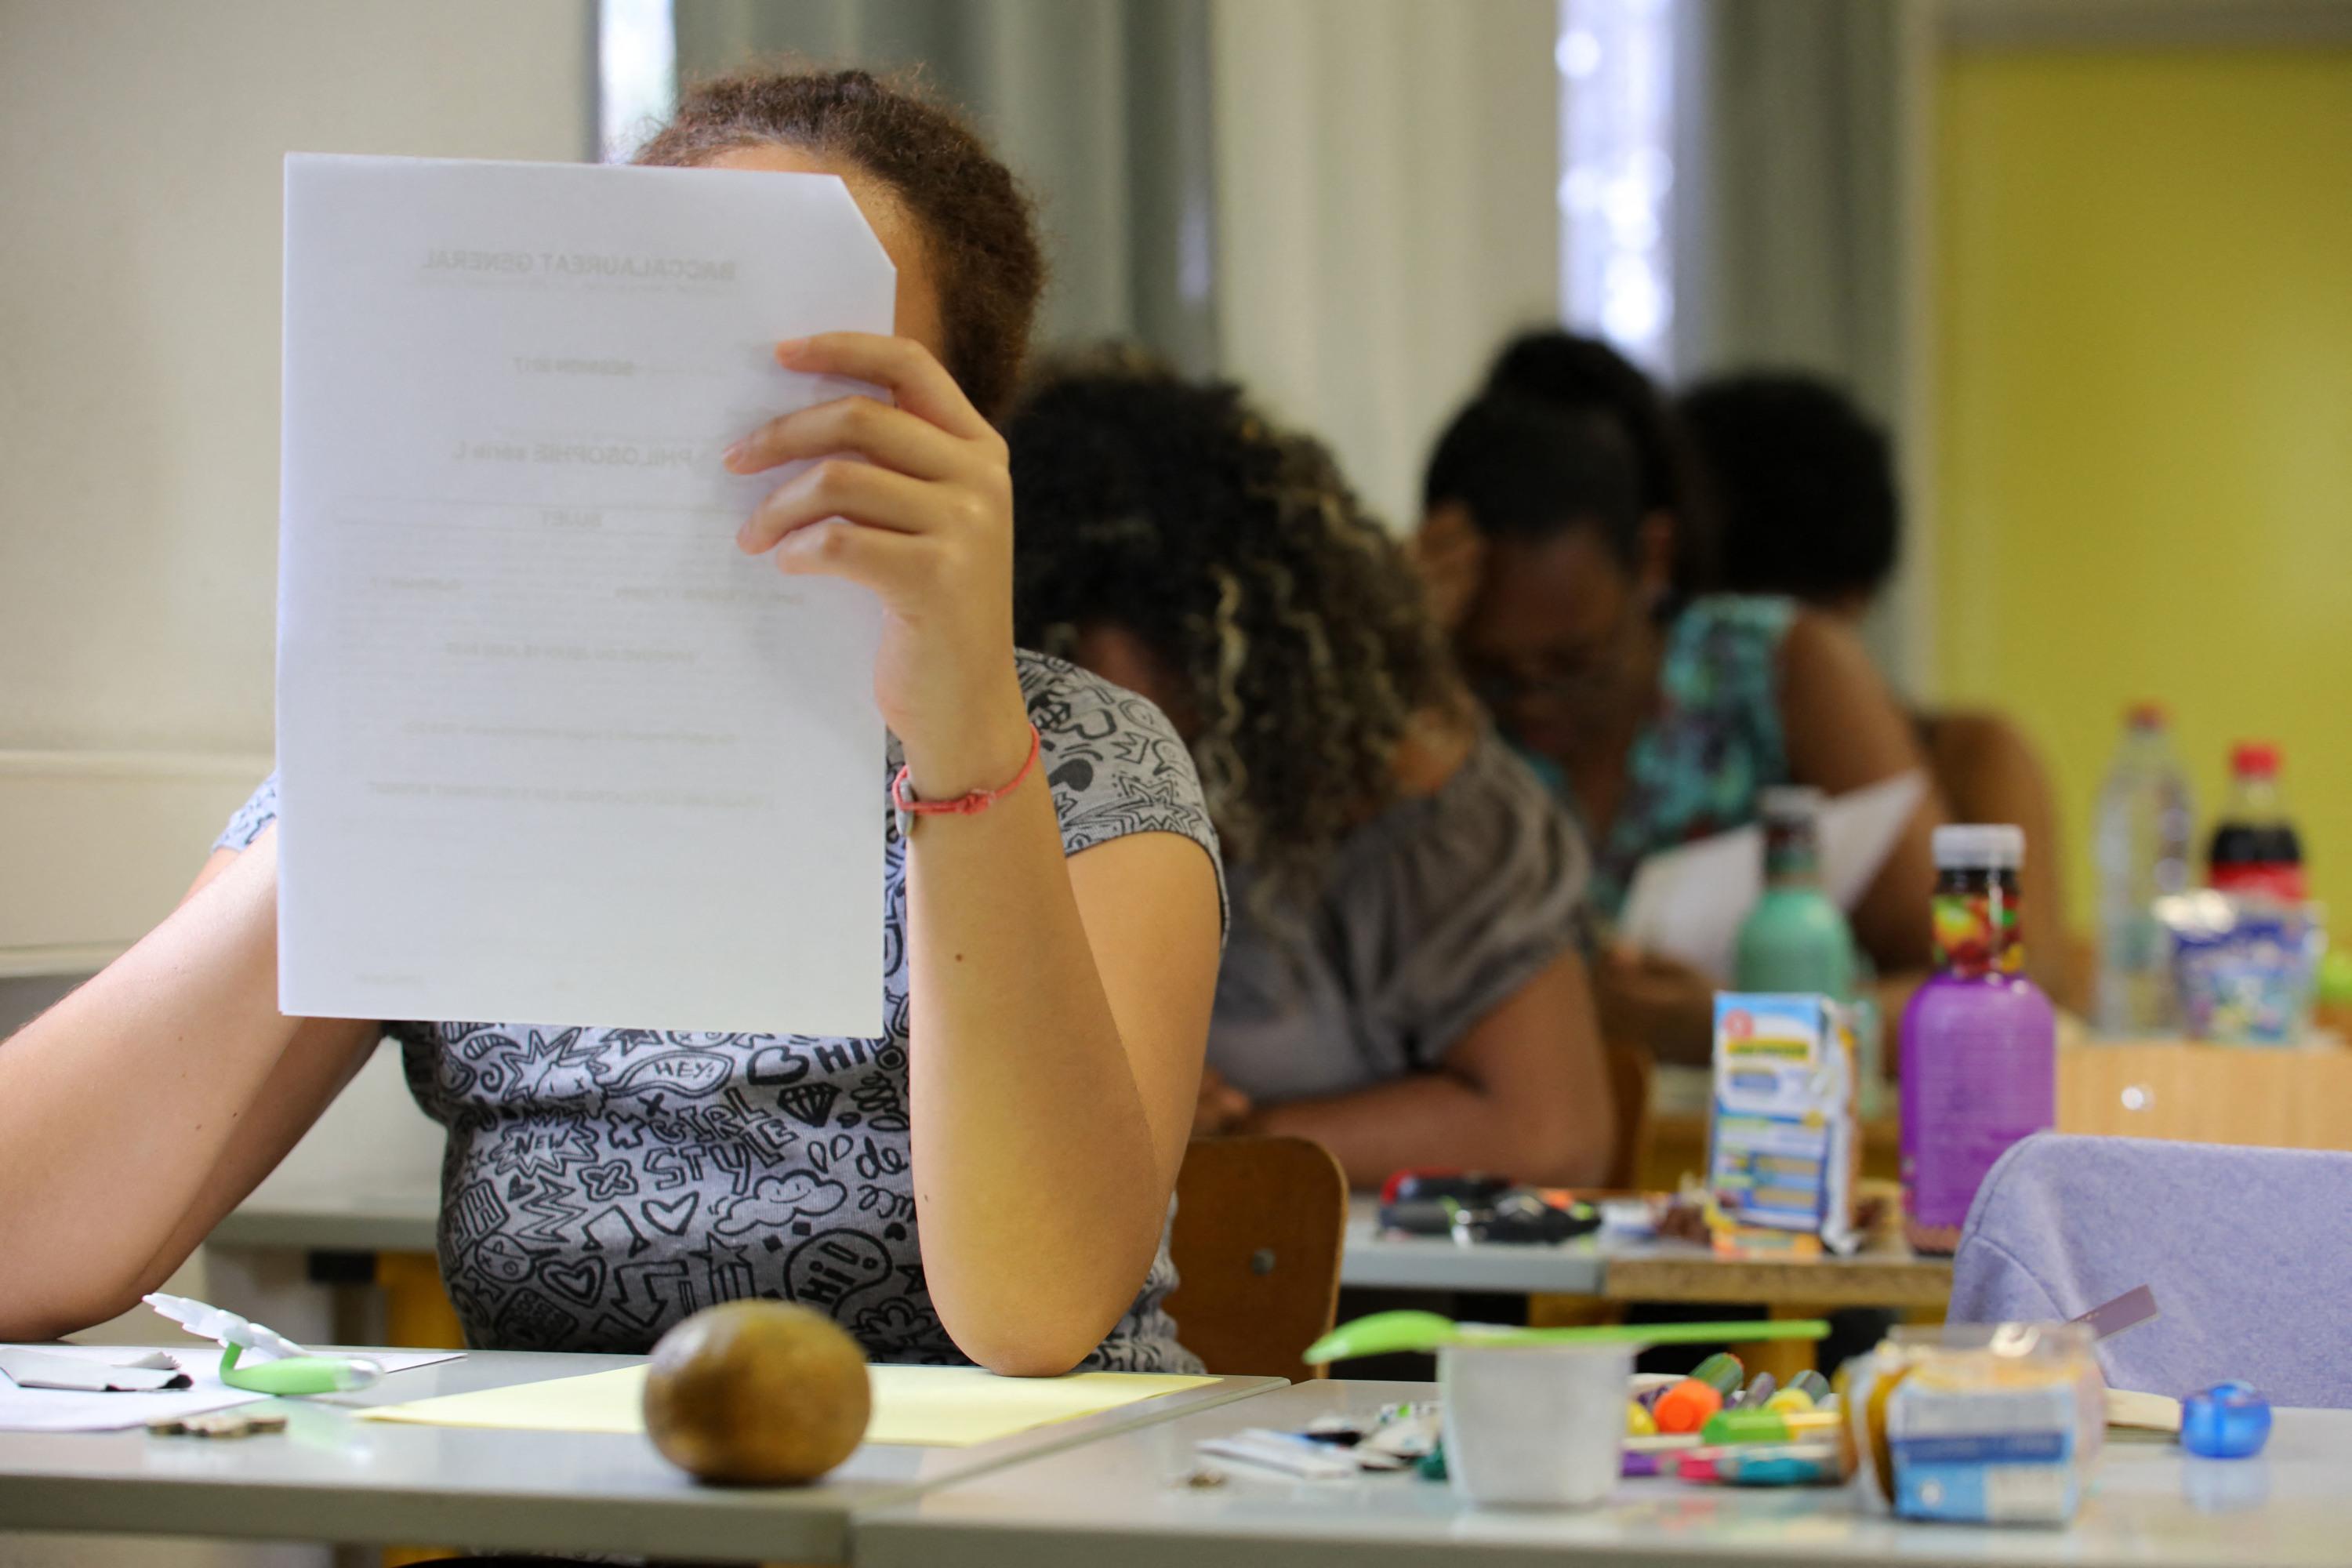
1704 994 1860 1253
1843 1324 2103 1526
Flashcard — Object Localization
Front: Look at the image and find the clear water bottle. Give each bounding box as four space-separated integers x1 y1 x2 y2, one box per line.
2093 704 2196 1034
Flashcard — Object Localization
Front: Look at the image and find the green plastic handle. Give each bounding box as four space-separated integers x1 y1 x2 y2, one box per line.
1301 1309 1830 1365
217 1344 381 1396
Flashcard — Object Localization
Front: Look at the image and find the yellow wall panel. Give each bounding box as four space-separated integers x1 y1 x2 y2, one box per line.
1936 48 2352 930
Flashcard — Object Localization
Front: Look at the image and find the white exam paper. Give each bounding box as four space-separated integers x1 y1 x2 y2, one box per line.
279 155 894 1035
1617 771 1928 984
0 1347 183 1392
0 1345 459 1432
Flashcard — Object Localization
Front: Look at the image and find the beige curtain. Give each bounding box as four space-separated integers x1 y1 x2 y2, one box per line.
1207 0 1562 525
670 0 1561 524
670 0 1220 372
1669 0 1933 684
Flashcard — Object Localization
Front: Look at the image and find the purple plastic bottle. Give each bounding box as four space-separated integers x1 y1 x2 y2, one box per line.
1900 825 2056 1254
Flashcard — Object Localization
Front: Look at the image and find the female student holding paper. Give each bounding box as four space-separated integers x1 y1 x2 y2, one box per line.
1007 356 1616 1189
0 68 1223 1376
1416 334 1946 1062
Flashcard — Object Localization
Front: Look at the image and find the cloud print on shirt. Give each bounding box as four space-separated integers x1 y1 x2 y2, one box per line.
713 1171 848 1237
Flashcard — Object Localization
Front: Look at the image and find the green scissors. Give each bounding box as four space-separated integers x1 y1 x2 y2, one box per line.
144 1292 384 1396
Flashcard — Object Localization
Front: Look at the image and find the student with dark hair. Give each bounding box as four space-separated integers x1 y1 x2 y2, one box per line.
0 68 1226 1376
1679 372 1899 617
1486 330 1708 542
1419 329 1712 626
1418 347 1946 1062
1009 354 1616 1189
1681 370 2070 1001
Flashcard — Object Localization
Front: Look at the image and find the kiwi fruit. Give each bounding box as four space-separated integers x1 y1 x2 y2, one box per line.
642 1301 872 1485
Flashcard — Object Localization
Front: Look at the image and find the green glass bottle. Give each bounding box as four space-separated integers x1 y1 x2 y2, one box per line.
1734 787 1857 998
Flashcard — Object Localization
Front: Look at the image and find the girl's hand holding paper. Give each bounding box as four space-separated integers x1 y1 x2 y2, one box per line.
726 332 1029 801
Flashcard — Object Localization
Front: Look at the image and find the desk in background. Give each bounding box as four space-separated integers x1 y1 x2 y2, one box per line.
856 1377 2352 1568
0 1349 1279 1566
1342 1195 1950 1382
1643 1040 2352 1195
216 1187 1954 1370
216 1037 2349 1352
1341 1196 1950 1308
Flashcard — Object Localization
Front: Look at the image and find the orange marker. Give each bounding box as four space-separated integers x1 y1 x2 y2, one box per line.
1654 1352 1744 1435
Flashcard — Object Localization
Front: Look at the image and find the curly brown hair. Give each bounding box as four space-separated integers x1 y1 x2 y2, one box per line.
636 64 1046 420
1008 352 1457 906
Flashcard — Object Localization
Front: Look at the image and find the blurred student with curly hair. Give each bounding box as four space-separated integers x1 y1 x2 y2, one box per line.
1008 354 1615 1189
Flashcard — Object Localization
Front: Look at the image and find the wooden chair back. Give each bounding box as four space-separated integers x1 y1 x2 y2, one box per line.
1164 1135 1348 1379
1603 1038 1656 1191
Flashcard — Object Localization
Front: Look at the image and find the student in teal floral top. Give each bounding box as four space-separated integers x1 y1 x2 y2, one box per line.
1415 333 1945 1062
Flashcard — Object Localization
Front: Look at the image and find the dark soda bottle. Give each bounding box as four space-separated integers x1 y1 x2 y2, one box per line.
2208 742 2306 900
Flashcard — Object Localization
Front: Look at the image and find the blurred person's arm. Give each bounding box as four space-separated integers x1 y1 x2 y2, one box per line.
0 830 378 1339
1220 949 1616 1190
1779 612 1950 974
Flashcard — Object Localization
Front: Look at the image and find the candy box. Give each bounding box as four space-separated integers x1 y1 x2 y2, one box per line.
1705 994 1859 1253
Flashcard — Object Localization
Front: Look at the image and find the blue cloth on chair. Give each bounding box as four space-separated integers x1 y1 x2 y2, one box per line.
1949 1132 2352 1408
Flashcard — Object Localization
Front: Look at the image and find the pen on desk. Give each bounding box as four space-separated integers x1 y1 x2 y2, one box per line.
1767 1369 1831 1413
1195 1429 1361 1480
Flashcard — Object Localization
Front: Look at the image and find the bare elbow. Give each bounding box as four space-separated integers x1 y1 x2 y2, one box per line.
1552 1132 1618 1189
1522 1140 1613 1191
970 1341 1091 1379
1514 1097 1616 1190
935 1271 1138 1378
947 1313 1102 1378
0 1280 142 1345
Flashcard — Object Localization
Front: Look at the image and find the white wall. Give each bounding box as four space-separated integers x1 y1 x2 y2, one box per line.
0 12 586 1555
0 0 593 757
0 0 592 985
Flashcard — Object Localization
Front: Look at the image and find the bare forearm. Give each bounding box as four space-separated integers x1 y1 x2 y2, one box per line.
905 776 1170 1374
0 839 310 1334
1250 1071 1607 1192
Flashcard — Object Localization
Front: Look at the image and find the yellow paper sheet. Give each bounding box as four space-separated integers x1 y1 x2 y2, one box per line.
354 1363 1214 1448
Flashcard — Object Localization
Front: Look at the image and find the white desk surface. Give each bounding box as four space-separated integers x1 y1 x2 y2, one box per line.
857 1377 2352 1568
0 1348 1279 1565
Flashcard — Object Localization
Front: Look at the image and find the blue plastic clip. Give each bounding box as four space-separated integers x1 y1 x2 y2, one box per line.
2181 1381 2272 1460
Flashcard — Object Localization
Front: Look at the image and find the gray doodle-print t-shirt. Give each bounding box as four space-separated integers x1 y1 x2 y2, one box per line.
218 652 1223 1371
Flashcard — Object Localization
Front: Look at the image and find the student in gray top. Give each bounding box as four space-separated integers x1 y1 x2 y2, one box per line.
0 70 1226 1377
1009 356 1616 1191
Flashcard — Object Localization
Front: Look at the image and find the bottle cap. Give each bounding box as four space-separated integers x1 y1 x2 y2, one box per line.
2125 702 2167 730
1758 786 1825 822
1933 824 2025 870
2230 742 2280 779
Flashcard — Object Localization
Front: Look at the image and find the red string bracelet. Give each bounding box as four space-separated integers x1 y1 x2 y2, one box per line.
891 724 1041 837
